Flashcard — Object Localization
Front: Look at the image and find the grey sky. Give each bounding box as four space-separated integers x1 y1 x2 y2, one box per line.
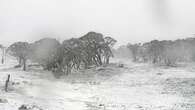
0 0 195 46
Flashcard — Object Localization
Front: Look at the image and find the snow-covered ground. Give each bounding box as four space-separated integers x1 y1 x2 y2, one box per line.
0 58 195 110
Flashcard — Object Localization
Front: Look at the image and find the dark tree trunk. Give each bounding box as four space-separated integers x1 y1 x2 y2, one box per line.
19 57 22 66
106 56 110 64
152 57 157 64
97 54 102 65
93 57 99 66
1 57 4 64
65 64 72 75
23 59 26 71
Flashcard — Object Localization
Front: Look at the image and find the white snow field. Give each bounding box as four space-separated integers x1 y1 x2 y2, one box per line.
0 58 195 110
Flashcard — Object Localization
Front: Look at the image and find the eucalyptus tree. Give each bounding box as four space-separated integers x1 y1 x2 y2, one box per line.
57 38 86 75
127 43 141 62
31 38 60 70
79 32 106 66
8 42 30 71
102 36 117 64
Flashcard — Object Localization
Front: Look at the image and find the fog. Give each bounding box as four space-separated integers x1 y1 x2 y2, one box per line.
0 0 195 46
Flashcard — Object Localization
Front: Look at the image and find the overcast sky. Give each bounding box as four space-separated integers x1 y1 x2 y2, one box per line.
0 0 195 46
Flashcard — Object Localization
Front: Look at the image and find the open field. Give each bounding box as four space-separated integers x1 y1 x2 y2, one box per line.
0 58 195 110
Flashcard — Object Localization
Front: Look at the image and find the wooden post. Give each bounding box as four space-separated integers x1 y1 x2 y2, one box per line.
5 74 10 92
1 47 5 64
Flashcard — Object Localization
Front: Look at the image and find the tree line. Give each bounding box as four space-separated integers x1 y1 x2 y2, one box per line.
4 32 116 76
127 37 195 66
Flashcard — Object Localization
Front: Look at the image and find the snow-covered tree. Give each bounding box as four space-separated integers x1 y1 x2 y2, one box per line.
8 42 30 71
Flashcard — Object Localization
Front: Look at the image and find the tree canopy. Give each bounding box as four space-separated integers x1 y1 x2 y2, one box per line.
7 32 117 76
8 42 30 70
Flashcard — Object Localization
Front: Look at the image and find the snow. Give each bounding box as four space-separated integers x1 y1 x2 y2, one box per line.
0 58 195 110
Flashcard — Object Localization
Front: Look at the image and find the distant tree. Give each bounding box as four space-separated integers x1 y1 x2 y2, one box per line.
52 32 116 75
56 38 85 75
8 42 30 71
127 43 140 62
147 40 165 63
31 38 60 70
79 32 105 66
113 45 132 59
124 37 195 66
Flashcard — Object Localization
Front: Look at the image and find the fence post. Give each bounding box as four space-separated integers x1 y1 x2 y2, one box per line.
5 74 10 92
